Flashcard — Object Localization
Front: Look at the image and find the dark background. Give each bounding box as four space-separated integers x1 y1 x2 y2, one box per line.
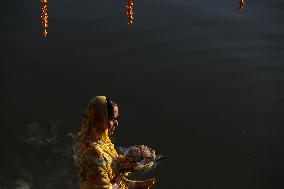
1 0 284 188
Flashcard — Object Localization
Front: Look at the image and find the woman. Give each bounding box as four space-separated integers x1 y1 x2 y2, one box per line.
73 96 157 189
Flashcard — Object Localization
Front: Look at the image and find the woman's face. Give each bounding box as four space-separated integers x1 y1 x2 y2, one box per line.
108 105 119 135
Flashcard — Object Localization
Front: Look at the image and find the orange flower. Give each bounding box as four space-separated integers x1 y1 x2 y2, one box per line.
40 0 48 36
239 0 245 11
125 0 134 24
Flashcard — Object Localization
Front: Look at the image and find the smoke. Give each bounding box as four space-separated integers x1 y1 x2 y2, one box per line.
13 180 31 189
12 121 79 189
20 121 58 146
12 169 32 189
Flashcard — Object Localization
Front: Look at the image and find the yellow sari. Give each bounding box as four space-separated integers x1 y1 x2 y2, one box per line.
74 96 156 189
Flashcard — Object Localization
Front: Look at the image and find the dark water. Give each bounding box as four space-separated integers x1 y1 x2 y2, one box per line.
1 0 284 188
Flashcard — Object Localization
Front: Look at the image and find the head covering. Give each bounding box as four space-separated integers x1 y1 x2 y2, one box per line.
76 96 111 144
